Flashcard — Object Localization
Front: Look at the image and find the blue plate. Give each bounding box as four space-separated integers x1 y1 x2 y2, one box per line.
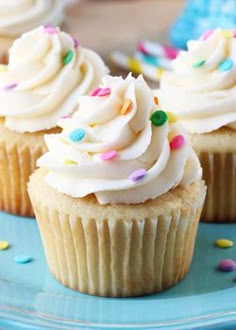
0 212 236 330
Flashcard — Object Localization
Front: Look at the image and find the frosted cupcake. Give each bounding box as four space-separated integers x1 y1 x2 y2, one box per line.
0 26 108 217
159 29 236 222
28 74 206 297
0 0 66 63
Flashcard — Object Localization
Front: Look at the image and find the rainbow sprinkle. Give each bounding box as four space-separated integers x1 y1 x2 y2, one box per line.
215 239 234 249
64 160 77 165
72 37 80 48
69 128 85 142
44 25 58 35
170 135 185 150
0 241 9 250
3 83 17 91
151 110 168 127
192 60 206 68
154 96 159 105
97 87 111 97
221 30 233 38
166 112 177 123
14 255 32 264
129 169 147 182
200 30 213 41
100 150 118 161
60 115 72 120
90 87 102 96
120 99 132 115
218 59 234 71
127 57 142 74
63 50 74 65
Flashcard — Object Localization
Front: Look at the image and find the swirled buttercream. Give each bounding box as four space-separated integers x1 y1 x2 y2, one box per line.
159 29 236 133
0 26 108 132
0 0 64 37
38 74 202 204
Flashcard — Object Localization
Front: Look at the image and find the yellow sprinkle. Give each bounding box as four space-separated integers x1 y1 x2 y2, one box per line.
215 239 234 248
63 160 77 165
120 99 132 115
128 57 141 74
89 124 95 128
156 67 164 80
0 65 7 72
221 30 233 38
168 131 175 142
166 112 177 123
0 241 9 250
154 96 159 105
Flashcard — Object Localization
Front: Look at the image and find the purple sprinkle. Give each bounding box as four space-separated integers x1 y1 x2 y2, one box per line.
218 259 236 272
129 169 147 182
3 83 17 91
72 37 80 48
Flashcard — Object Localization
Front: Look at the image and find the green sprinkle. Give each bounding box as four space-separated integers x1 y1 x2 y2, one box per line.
63 50 74 65
192 60 206 68
64 160 77 165
151 110 168 127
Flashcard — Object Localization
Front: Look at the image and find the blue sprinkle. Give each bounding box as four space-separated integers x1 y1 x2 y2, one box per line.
69 128 85 142
14 255 32 264
218 58 234 71
140 54 159 67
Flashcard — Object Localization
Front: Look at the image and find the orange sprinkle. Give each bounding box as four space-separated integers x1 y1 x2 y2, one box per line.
120 99 132 115
154 96 159 105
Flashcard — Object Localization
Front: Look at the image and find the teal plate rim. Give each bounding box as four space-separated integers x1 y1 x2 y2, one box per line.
0 212 236 330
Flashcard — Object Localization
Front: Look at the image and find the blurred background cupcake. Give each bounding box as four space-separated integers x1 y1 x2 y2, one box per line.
0 25 108 217
0 0 67 64
159 29 236 222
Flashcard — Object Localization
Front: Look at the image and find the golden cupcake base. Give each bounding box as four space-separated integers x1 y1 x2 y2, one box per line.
192 127 236 222
0 119 58 217
28 168 206 297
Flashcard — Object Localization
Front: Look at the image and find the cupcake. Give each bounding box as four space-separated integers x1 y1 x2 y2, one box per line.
159 29 236 222
0 0 65 63
28 74 206 297
0 26 108 217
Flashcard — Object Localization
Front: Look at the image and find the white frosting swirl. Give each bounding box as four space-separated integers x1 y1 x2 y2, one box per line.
38 75 202 205
0 0 64 37
0 26 108 132
159 29 236 133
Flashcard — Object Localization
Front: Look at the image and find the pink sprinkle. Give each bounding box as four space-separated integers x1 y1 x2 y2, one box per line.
163 46 178 59
129 169 147 182
44 25 58 35
137 42 149 55
72 37 80 48
3 83 17 91
60 115 72 120
90 87 102 96
232 30 236 38
200 30 213 41
170 135 186 150
97 87 111 97
100 150 118 161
